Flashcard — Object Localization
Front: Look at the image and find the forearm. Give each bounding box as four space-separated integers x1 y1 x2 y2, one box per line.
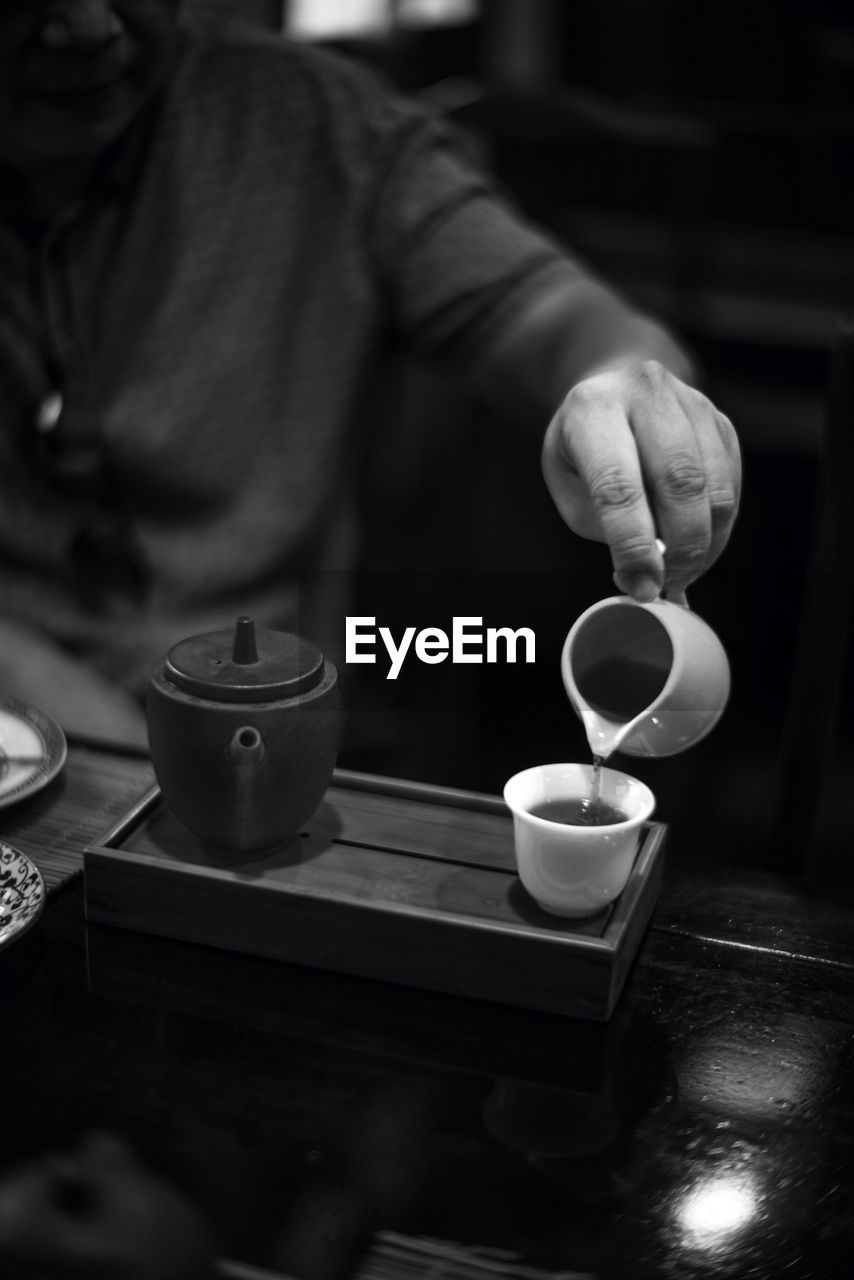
466 275 697 429
0 615 148 750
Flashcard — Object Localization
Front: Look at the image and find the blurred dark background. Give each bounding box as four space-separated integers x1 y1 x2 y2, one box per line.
187 2 854 875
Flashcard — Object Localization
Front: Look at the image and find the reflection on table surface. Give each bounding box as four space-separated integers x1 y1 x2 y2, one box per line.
1 745 853 1280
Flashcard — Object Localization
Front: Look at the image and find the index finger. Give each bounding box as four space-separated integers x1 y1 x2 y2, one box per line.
564 396 664 600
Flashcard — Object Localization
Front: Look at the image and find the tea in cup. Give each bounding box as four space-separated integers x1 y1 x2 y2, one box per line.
503 762 655 917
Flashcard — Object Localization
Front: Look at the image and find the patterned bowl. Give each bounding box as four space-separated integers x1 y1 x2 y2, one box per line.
0 843 45 950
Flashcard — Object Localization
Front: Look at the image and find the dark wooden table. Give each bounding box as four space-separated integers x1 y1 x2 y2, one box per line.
2 745 853 1280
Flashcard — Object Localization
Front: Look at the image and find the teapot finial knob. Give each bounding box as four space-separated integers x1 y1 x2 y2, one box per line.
232 616 259 665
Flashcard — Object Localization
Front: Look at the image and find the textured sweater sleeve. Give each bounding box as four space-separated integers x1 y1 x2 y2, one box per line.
279 39 594 372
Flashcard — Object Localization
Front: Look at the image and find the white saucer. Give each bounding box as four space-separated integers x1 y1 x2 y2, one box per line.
0 699 67 810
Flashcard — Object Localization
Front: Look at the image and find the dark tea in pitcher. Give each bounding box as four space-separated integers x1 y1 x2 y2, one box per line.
575 655 669 720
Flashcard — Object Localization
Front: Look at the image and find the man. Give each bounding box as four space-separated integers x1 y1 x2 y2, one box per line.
0 1 740 748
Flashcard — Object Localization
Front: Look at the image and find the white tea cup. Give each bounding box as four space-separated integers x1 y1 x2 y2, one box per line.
503 762 655 918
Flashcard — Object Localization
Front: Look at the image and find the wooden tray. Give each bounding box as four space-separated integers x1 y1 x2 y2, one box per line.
84 769 666 1021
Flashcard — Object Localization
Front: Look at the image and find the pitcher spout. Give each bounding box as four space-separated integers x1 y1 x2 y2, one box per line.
579 708 636 761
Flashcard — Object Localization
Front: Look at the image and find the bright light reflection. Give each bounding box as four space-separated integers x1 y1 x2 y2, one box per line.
398 0 479 26
287 0 393 40
678 1012 825 1117
677 1173 759 1247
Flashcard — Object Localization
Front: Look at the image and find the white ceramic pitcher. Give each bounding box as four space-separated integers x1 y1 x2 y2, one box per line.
561 596 730 759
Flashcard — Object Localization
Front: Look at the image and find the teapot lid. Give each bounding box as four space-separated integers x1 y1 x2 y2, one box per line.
165 617 325 704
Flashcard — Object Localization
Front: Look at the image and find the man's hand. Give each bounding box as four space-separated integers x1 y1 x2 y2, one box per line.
542 359 741 599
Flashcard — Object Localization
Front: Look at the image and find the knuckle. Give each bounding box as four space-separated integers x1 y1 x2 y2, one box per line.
611 533 657 567
709 486 739 523
659 455 707 501
565 378 609 416
634 358 666 390
587 465 644 512
672 543 709 566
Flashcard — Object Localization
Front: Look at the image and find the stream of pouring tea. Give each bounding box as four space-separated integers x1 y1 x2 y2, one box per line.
580 752 605 821
590 754 603 804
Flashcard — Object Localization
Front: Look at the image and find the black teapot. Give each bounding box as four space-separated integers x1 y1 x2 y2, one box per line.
147 617 341 856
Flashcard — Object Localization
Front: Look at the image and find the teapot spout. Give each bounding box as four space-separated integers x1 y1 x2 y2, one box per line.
229 725 267 766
